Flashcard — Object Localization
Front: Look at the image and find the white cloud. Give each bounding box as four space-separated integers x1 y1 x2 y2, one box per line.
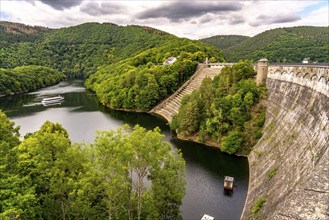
0 0 328 39
298 5 329 26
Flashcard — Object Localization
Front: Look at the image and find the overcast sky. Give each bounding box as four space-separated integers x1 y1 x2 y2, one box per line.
1 0 328 39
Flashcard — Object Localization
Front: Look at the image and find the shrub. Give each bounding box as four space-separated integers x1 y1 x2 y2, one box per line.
220 130 243 154
250 198 266 216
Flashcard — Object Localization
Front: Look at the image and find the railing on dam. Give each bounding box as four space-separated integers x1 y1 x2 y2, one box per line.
207 62 234 68
269 63 329 68
267 65 329 98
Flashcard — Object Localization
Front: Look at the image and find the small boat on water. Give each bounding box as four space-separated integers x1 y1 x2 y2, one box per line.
42 95 64 105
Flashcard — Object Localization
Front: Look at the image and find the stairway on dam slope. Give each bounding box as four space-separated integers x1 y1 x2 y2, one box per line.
150 65 221 122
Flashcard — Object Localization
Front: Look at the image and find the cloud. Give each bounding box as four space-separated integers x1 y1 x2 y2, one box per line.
39 0 82 10
137 1 243 22
2 0 327 39
250 14 301 27
80 2 124 16
199 14 215 24
228 15 245 25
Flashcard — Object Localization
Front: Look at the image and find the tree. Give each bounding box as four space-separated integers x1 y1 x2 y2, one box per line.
15 121 82 219
205 103 224 141
177 99 200 135
86 125 186 220
0 111 39 219
0 110 20 171
220 131 243 154
199 77 214 116
231 60 256 81
144 151 185 219
243 91 254 110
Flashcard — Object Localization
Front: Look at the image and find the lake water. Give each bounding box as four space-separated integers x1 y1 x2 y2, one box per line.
0 80 249 220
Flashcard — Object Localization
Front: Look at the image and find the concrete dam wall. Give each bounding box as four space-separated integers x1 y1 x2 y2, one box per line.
242 65 329 219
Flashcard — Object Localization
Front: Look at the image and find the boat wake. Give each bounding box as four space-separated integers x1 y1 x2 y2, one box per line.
23 103 43 107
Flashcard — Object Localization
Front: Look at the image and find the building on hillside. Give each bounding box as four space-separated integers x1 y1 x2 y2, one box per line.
163 57 177 65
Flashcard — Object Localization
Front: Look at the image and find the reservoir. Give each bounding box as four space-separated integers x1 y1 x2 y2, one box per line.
0 80 249 220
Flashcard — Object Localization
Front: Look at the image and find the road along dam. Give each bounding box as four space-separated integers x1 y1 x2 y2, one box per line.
242 63 329 219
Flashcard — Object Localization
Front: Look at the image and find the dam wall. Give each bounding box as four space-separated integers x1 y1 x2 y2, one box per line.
241 65 329 219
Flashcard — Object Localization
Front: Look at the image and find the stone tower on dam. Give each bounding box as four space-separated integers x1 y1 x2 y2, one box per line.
242 62 329 219
256 58 268 86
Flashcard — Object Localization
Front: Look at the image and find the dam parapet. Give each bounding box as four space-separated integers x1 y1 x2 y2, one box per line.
267 64 329 97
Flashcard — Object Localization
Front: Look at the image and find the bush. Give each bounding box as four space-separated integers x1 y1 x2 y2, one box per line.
268 167 278 180
220 130 243 154
170 114 179 130
250 198 266 216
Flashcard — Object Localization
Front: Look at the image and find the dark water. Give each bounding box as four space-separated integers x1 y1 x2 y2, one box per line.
0 80 249 220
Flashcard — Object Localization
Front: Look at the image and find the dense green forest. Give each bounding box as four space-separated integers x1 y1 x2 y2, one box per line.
221 26 329 63
171 61 266 155
0 66 65 96
0 22 177 78
200 35 250 49
0 111 185 219
85 39 223 111
0 21 222 79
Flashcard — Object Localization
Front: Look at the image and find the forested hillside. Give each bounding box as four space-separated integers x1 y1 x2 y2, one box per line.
0 66 66 96
223 26 329 63
200 35 250 49
85 39 223 111
0 22 181 78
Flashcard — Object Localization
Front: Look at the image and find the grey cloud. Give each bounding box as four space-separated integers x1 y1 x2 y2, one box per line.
196 13 245 25
137 1 243 22
250 14 301 27
80 2 123 16
228 16 245 25
39 0 82 10
199 14 214 24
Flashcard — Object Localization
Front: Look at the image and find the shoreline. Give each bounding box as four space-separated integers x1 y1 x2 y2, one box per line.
91 93 249 158
0 80 66 98
175 132 248 157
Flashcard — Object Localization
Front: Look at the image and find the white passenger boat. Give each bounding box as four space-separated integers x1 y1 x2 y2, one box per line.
41 95 64 105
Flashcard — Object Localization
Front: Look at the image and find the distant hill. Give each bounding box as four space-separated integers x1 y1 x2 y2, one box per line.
0 22 223 78
200 35 250 49
0 22 180 77
223 26 329 63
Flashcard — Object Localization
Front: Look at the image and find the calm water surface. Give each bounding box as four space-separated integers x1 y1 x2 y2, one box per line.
0 80 249 220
